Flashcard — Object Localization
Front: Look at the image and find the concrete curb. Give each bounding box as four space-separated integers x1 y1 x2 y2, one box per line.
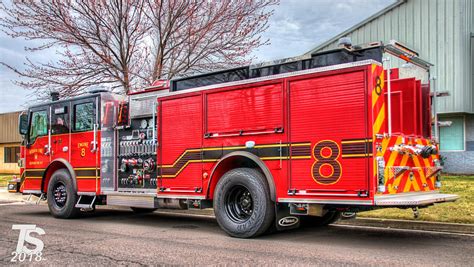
150 209 474 234
336 217 474 234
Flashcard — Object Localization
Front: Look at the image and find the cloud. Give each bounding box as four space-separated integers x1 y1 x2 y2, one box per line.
251 0 396 62
0 74 32 112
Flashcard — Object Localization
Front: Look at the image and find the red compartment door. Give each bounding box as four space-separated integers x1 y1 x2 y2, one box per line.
289 70 370 196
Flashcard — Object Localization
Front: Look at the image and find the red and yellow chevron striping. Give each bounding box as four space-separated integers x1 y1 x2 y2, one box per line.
371 64 439 195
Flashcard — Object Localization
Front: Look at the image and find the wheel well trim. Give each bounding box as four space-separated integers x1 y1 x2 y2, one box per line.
42 158 77 193
207 151 276 201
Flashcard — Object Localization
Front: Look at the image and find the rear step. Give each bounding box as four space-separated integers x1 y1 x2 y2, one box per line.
374 192 458 207
75 195 96 210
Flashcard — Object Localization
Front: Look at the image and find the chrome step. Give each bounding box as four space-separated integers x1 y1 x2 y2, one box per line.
75 195 96 210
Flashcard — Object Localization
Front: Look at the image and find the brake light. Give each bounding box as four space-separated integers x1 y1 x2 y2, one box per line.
377 156 386 193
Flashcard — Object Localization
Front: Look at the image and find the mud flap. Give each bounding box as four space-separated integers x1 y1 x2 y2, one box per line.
274 203 300 231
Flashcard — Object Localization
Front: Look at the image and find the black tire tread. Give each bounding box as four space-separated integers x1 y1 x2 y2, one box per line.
213 167 274 238
46 169 80 219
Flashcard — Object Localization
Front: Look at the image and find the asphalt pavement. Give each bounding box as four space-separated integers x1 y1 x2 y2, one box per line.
0 202 473 266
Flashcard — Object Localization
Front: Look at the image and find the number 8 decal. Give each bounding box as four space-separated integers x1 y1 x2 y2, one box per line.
311 140 342 185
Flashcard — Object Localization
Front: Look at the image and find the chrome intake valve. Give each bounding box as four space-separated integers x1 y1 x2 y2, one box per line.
390 144 437 158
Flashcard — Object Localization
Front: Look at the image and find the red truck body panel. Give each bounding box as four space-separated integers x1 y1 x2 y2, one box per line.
17 60 446 208
155 64 381 204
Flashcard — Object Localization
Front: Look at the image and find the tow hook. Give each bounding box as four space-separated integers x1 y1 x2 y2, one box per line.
412 207 420 219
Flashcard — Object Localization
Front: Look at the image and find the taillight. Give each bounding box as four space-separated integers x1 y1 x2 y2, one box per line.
377 156 386 193
434 159 442 188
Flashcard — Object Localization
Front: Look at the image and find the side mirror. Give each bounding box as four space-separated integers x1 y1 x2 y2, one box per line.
18 113 28 136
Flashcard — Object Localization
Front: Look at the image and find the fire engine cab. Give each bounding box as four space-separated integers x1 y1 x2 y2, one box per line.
9 40 458 238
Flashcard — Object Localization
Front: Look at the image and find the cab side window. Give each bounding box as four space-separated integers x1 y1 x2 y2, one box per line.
52 105 70 135
74 102 94 132
29 110 48 143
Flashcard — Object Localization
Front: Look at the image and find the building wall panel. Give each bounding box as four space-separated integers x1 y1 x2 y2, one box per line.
0 111 22 144
311 0 473 114
0 144 21 174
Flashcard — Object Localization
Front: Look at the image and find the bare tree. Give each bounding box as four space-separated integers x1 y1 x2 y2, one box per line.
145 0 277 82
0 0 150 98
0 0 278 98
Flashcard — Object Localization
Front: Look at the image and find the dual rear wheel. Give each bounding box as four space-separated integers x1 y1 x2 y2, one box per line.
213 167 341 238
213 168 275 238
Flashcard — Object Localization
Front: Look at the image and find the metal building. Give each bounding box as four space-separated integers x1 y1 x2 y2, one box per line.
307 0 474 173
0 111 22 175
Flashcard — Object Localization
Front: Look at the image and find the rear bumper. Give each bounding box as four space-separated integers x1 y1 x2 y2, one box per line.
374 191 458 207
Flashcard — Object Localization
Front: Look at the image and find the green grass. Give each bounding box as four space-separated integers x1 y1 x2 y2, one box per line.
0 174 17 187
0 176 10 187
358 176 474 224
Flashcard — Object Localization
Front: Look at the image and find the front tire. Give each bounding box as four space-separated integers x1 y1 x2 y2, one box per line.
47 169 80 218
214 168 274 238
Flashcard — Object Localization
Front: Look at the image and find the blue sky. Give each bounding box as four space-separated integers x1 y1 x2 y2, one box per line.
0 0 394 113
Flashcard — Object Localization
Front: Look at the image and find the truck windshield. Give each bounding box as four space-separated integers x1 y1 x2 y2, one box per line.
29 110 48 143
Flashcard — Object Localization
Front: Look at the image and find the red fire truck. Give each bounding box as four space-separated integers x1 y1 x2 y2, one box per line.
9 40 458 238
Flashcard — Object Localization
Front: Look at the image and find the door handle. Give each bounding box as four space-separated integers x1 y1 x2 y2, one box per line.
91 123 98 153
90 141 97 153
44 145 50 155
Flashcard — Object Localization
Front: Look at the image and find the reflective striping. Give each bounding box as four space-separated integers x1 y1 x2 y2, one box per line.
342 154 373 158
371 68 384 108
341 138 373 158
24 170 45 177
76 176 97 179
159 142 312 178
373 103 386 134
74 168 99 177
340 139 373 144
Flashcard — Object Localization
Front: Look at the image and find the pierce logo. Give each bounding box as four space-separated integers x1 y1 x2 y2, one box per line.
278 216 299 227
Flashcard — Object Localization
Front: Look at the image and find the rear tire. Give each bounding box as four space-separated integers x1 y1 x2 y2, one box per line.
130 207 157 214
300 211 341 227
214 168 275 238
47 169 80 219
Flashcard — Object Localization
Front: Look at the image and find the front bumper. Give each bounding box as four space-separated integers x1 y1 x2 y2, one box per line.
374 191 458 207
7 179 21 193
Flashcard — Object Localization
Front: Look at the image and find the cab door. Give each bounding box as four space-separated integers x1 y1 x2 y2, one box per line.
23 106 50 193
70 97 99 193
51 102 71 162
